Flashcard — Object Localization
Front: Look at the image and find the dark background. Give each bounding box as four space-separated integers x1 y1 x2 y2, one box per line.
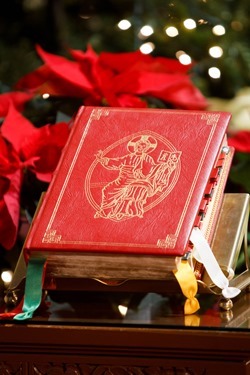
1 0 250 98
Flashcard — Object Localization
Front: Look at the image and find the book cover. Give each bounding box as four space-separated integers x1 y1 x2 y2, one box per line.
24 106 232 258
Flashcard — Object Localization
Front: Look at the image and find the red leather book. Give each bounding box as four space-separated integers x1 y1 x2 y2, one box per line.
23 106 233 261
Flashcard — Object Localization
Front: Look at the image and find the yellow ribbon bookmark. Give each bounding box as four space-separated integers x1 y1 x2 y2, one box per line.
173 259 200 315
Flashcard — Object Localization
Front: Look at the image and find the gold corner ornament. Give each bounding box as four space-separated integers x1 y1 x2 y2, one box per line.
157 234 178 249
42 229 62 243
201 113 220 126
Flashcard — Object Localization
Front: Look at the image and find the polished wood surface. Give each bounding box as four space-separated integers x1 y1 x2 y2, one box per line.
0 289 250 374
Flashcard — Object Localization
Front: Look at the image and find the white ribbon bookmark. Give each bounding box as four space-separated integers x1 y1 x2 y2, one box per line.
190 227 241 299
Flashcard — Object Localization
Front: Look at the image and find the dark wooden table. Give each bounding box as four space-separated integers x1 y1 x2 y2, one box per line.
0 288 250 375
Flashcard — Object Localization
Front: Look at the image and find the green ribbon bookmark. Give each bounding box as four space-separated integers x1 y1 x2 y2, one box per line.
14 257 47 321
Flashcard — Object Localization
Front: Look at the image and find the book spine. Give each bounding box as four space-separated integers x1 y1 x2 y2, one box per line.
193 145 234 279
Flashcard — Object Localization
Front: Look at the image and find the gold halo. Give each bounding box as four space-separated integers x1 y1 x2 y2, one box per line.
127 134 157 154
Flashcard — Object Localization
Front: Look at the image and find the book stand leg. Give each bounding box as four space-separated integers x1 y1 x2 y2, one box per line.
199 193 250 310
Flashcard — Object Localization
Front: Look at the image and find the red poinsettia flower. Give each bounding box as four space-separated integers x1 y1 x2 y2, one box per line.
0 105 70 249
0 136 22 249
1 105 70 182
0 171 22 250
15 45 94 100
228 130 250 153
0 135 20 176
15 44 207 110
96 49 207 109
0 91 33 117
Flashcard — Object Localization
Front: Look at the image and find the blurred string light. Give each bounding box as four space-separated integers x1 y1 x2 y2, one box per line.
117 19 132 30
183 18 197 30
208 67 221 79
212 25 226 36
165 26 179 37
138 25 154 38
1 270 13 286
209 46 223 58
176 50 192 65
176 50 185 59
140 42 155 54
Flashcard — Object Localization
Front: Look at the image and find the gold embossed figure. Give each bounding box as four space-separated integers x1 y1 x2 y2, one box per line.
95 135 180 221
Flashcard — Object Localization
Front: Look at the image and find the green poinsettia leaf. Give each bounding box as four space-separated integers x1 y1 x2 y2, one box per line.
55 111 72 123
229 152 250 193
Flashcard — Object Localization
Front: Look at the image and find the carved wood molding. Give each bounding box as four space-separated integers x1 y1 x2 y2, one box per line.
0 362 24 375
31 363 204 375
